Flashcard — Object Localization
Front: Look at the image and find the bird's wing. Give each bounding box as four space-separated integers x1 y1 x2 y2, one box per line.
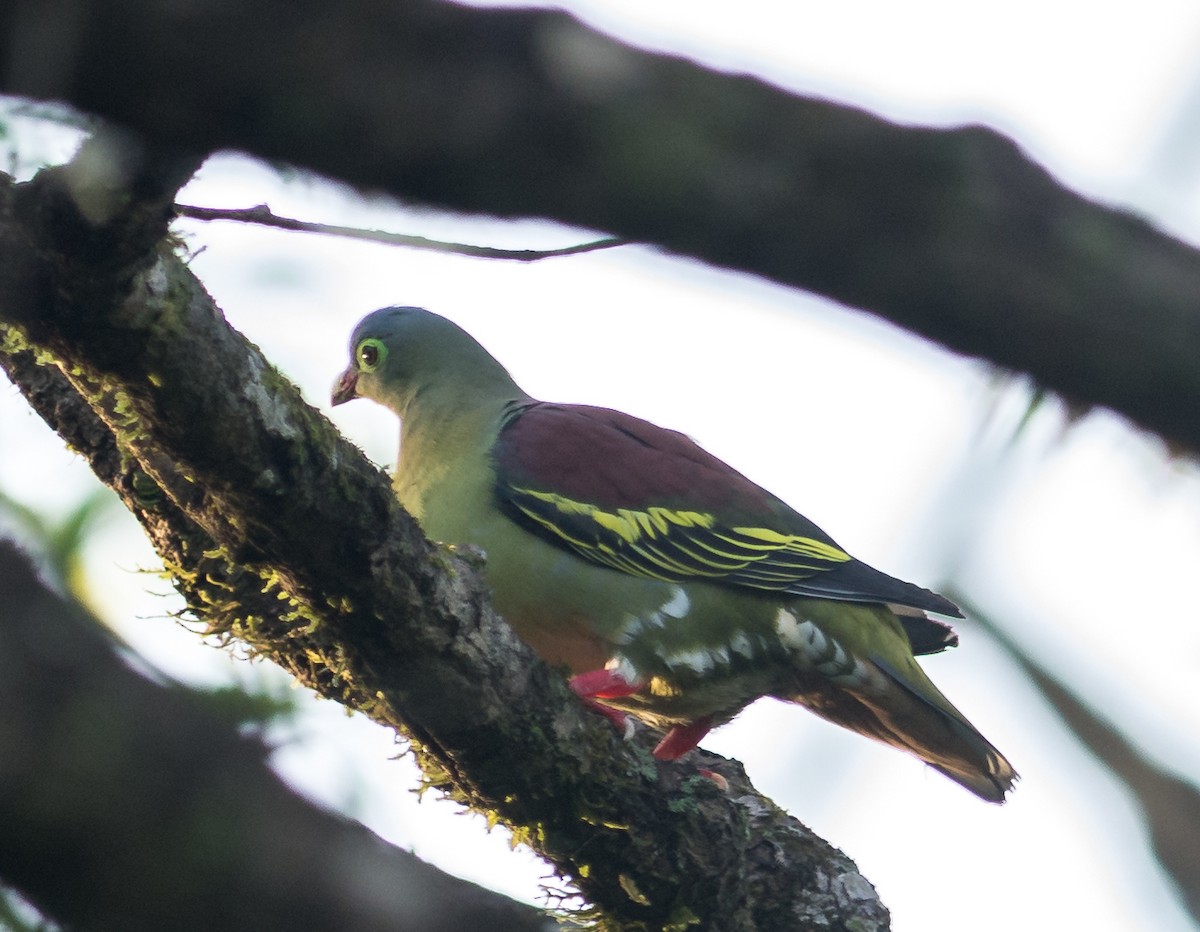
492 402 960 619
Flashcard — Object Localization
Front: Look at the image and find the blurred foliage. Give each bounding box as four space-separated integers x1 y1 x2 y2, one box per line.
980 371 1087 452
181 678 302 738
0 485 117 603
0 884 59 932
0 485 302 737
953 591 1200 928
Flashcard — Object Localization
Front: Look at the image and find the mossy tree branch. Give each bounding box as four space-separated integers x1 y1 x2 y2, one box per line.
0 146 887 930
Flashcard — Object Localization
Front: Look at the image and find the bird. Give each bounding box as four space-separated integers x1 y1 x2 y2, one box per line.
331 306 1017 802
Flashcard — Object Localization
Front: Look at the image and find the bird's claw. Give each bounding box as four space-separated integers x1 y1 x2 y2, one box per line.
577 695 634 739
569 667 643 740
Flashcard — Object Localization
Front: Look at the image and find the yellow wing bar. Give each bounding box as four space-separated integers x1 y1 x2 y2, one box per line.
508 488 851 589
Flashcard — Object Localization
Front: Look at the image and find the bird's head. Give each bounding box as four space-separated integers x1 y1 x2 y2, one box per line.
331 306 523 416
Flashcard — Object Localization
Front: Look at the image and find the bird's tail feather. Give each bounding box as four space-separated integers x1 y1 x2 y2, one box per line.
862 655 1018 803
889 604 959 656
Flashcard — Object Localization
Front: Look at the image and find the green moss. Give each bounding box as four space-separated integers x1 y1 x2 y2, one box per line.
665 775 722 815
411 755 454 796
509 821 549 851
579 813 630 831
110 389 141 430
0 323 28 354
663 906 701 930
325 594 354 614
0 323 60 367
131 469 163 507
617 874 650 906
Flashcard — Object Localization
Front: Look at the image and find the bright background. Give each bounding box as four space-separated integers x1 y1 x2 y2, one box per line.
4 1 1200 928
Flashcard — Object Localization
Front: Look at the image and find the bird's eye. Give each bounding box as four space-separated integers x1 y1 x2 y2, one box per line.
356 338 387 372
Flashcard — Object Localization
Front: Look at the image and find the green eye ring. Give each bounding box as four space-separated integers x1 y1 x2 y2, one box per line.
356 338 387 372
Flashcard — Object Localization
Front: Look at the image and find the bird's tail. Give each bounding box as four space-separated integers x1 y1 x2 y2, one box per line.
873 654 1017 801
788 652 1017 802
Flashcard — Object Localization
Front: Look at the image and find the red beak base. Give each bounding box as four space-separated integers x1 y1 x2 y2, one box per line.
331 367 359 406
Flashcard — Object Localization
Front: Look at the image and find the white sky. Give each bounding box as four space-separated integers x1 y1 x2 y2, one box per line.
3 1 1200 930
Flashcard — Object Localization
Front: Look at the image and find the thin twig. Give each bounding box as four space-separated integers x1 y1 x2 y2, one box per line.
175 203 629 261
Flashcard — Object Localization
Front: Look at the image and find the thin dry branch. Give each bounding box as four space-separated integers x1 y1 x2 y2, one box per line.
176 202 629 260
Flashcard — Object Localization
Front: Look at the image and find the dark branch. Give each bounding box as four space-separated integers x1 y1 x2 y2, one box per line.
0 538 562 932
176 202 629 260
3 0 1200 450
949 591 1200 926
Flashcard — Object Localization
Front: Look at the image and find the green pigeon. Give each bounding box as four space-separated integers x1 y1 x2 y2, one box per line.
332 306 1017 802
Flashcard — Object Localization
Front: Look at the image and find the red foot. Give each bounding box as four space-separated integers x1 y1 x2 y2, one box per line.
569 668 643 700
652 716 714 760
569 668 644 740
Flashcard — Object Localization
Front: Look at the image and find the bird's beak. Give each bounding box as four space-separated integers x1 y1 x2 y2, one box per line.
331 366 359 406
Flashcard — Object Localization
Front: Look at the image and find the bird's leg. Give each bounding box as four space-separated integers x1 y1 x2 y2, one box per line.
569 668 643 740
652 716 714 760
571 671 716 761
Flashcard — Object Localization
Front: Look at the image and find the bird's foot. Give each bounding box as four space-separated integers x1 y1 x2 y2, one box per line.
576 696 636 740
569 668 643 699
652 716 714 760
569 668 643 741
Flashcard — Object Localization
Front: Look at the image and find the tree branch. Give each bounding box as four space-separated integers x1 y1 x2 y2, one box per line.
0 538 562 932
176 203 628 260
0 147 888 930
947 591 1200 926
3 0 1200 450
